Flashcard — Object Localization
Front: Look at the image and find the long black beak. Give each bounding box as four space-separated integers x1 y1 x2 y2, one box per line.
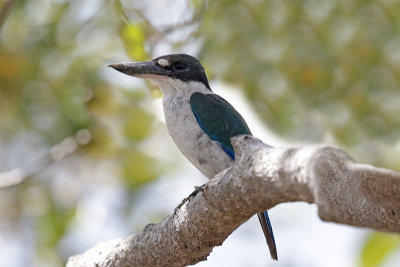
108 61 171 78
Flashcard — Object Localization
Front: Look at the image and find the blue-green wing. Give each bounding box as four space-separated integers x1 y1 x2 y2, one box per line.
190 92 278 260
190 92 252 159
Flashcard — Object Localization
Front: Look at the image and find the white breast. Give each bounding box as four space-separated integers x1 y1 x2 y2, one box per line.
158 80 232 179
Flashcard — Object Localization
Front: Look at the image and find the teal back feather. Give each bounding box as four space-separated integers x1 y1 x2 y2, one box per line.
190 92 251 159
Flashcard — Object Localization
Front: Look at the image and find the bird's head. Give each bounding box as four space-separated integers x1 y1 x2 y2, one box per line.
109 54 211 95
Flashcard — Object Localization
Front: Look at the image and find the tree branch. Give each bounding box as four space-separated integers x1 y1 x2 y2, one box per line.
0 0 15 29
0 130 91 189
66 135 400 267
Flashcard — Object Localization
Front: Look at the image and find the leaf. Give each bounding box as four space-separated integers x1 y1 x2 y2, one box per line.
120 23 148 61
360 232 400 267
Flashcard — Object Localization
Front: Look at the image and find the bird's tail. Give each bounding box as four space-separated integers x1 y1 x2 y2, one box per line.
257 211 278 260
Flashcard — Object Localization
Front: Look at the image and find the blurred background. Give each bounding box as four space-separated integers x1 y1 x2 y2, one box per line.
1 0 400 266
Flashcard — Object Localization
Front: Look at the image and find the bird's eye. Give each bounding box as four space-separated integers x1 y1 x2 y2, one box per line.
173 62 186 71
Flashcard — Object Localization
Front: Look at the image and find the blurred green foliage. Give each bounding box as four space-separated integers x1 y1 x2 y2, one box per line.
0 0 399 266
200 0 400 169
360 232 400 267
0 0 163 265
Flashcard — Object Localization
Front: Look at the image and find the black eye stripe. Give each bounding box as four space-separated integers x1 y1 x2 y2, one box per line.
153 54 211 89
173 62 187 70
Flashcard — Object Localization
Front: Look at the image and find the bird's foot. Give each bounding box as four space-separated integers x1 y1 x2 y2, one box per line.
174 183 207 214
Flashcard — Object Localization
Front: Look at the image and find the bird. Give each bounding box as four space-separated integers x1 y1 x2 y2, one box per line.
109 54 278 260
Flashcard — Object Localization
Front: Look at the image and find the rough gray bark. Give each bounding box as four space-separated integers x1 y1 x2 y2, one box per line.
66 135 400 267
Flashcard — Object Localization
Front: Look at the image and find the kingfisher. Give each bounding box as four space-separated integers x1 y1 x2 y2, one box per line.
109 54 278 260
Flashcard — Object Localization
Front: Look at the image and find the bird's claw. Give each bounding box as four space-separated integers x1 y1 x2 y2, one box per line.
193 184 206 194
174 183 207 214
